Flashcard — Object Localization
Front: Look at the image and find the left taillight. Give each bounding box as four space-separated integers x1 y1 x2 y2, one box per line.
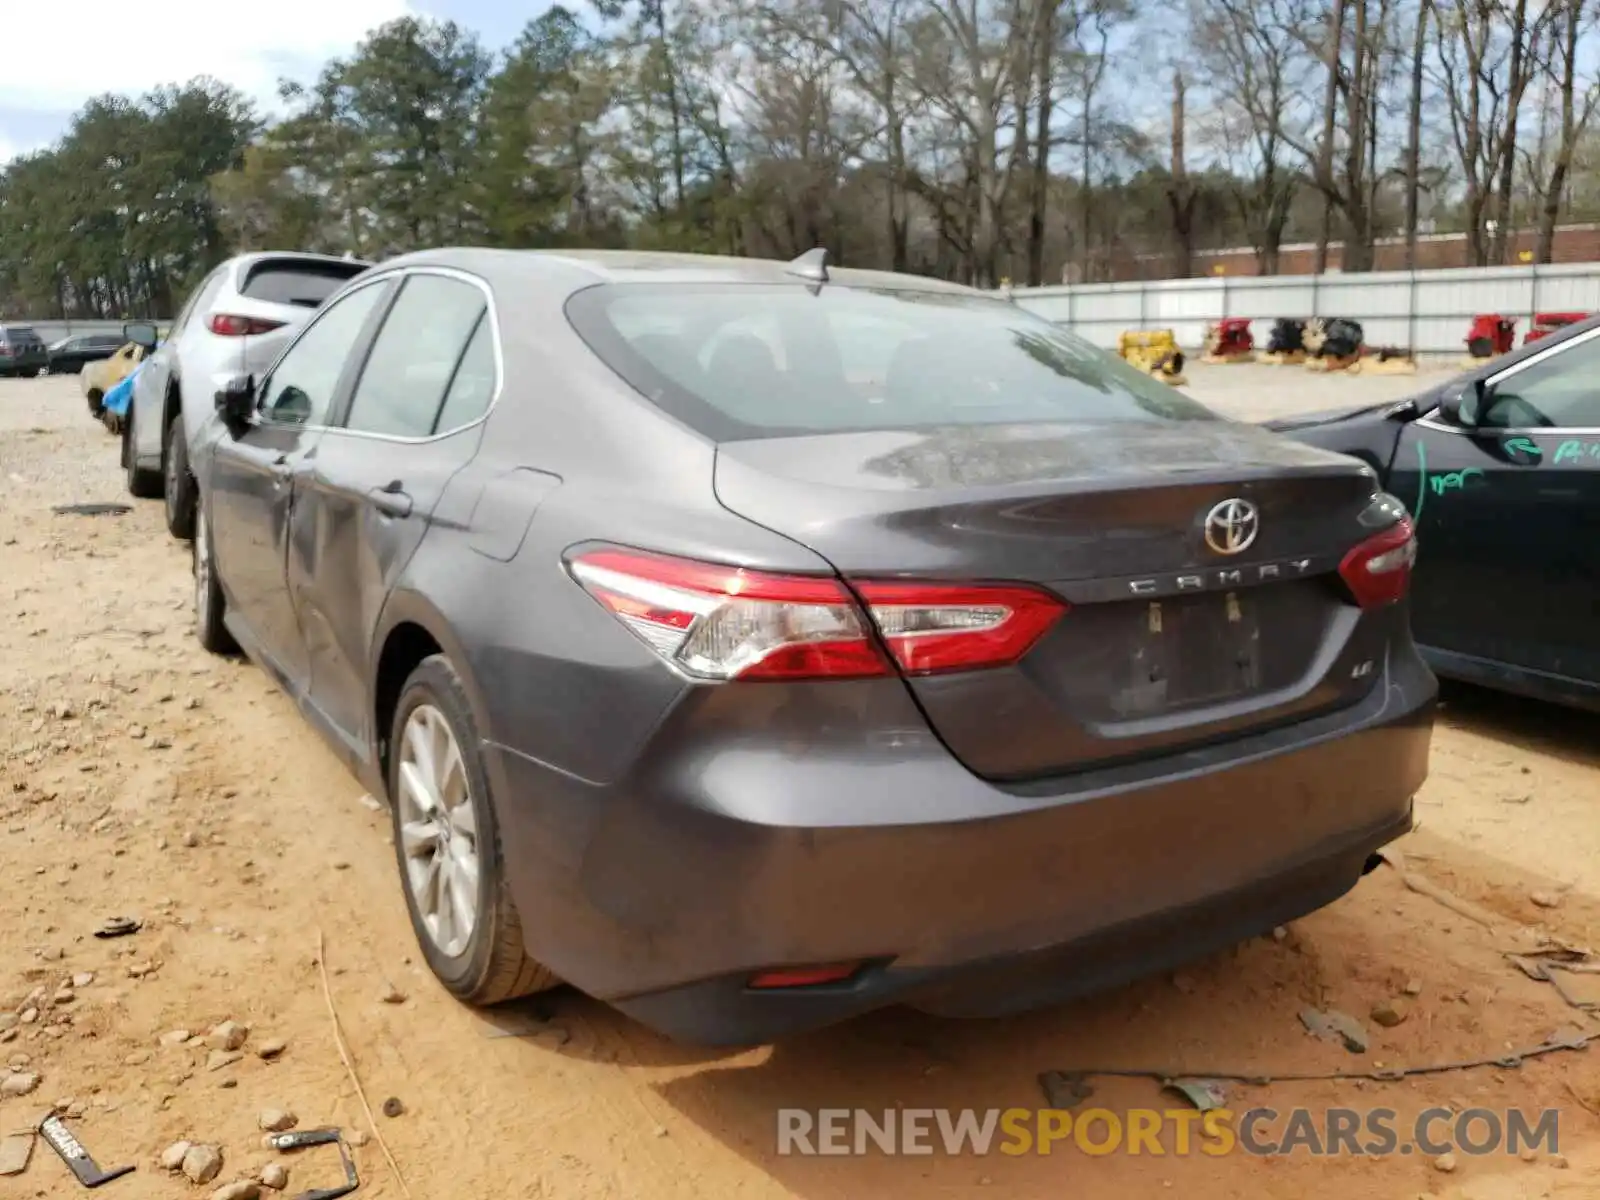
566 547 1066 682
208 314 286 337
1338 517 1417 608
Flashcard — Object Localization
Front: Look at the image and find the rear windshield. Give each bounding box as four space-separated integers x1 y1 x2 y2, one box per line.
565 283 1215 440
0 326 42 344
240 261 369 308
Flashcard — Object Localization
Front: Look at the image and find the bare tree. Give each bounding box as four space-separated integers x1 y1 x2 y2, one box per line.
1187 0 1313 271
1432 0 1554 264
1532 0 1600 261
1403 0 1429 267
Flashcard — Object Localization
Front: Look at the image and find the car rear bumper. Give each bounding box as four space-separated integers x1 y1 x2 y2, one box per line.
0 355 46 374
485 648 1434 1045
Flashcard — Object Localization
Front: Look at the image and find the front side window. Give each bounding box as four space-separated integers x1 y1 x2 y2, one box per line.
259 283 386 427
567 283 1216 441
343 274 488 438
1478 333 1600 429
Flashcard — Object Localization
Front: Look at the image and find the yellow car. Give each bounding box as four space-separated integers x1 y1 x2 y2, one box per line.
82 342 147 422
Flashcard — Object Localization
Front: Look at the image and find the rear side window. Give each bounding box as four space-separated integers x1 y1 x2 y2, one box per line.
566 284 1215 440
433 318 497 432
241 261 369 309
343 274 489 438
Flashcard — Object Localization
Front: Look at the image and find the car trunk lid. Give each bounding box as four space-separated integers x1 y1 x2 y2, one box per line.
714 420 1395 780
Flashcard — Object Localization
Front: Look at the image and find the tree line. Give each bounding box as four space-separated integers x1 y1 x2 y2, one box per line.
2 0 1598 320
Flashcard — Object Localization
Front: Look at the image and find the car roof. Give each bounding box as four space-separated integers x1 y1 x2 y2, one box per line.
367 247 984 300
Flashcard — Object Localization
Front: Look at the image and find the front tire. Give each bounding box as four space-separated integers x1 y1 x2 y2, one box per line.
389 656 558 1005
164 418 197 540
124 405 162 499
192 492 237 655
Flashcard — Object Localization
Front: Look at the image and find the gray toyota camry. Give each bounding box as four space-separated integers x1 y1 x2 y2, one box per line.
186 247 1435 1044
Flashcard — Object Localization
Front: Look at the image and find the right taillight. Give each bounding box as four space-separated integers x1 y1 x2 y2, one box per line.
208 314 286 337
1338 517 1417 608
566 547 1066 682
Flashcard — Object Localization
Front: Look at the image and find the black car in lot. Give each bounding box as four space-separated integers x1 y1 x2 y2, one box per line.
1267 314 1600 713
183 248 1433 1044
47 332 125 374
0 324 48 377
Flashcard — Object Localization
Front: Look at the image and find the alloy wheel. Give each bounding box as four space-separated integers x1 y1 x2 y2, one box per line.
397 704 481 958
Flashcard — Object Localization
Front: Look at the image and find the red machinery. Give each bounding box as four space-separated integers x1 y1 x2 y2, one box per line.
1465 314 1516 358
1525 312 1589 345
1205 317 1254 358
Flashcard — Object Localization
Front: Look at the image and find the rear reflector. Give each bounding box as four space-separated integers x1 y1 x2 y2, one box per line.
208 313 287 337
748 964 862 989
1338 517 1417 608
567 547 1067 682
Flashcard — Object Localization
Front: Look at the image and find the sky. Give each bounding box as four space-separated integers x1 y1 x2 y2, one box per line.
0 0 546 164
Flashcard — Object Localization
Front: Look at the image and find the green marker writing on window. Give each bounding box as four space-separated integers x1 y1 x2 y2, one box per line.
1503 436 1542 461
1552 439 1600 465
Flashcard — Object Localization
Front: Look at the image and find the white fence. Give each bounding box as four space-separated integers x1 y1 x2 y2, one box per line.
1 318 166 343
1009 262 1600 359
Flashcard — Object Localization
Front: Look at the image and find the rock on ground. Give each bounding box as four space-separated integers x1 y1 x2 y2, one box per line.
182 1143 224 1185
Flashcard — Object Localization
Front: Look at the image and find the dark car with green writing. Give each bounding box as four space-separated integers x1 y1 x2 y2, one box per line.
1265 314 1600 712
0 324 48 377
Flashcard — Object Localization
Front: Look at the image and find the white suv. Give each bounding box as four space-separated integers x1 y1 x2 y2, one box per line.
123 252 372 538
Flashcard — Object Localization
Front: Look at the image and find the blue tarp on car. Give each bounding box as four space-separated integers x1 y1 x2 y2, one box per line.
102 361 144 417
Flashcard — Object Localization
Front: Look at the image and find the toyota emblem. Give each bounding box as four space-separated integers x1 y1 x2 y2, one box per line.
1203 498 1259 555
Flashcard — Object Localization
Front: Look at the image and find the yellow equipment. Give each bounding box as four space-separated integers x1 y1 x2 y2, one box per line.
1117 329 1188 386
81 342 147 418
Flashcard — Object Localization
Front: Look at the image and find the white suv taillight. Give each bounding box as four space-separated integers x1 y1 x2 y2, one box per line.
567 548 1067 681
1338 517 1417 608
209 314 287 337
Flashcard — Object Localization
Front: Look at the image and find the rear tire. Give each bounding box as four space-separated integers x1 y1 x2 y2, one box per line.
164 417 197 540
124 405 162 499
192 491 237 656
389 656 559 1005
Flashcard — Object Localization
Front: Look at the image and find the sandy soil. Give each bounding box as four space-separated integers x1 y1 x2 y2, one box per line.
2 367 1598 1200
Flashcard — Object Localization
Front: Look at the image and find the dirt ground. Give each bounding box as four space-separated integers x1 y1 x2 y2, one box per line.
2 365 1599 1200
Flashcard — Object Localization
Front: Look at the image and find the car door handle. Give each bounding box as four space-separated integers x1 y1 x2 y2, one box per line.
368 485 413 519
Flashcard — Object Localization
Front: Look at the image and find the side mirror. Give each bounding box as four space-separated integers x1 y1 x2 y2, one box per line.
123 322 158 351
214 375 256 427
1437 378 1487 428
